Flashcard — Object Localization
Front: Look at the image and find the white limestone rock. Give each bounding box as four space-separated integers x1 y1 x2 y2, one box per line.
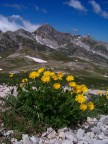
87 132 96 139
30 136 39 144
47 130 57 139
65 131 77 143
78 140 88 144
91 127 101 134
98 132 106 140
47 127 54 133
61 139 73 144
76 128 85 140
22 134 32 144
58 132 65 139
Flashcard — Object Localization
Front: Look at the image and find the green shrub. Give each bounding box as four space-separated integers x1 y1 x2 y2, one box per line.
91 93 108 115
3 68 95 131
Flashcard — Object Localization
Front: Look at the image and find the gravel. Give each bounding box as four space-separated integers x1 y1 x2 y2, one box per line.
0 115 108 144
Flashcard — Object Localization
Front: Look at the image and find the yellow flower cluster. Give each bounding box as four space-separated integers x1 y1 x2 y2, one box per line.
73 84 88 94
29 71 40 79
53 83 61 89
75 95 86 103
10 67 95 113
80 102 94 111
75 94 94 111
41 70 64 81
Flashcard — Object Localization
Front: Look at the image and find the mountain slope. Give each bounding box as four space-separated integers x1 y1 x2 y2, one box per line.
0 24 108 80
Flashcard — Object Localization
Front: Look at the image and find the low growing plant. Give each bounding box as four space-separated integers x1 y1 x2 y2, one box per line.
91 92 108 115
3 68 95 131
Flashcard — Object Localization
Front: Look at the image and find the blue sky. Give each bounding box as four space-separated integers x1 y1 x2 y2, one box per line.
0 0 108 42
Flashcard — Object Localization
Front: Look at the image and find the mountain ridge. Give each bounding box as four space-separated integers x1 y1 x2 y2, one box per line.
0 24 108 79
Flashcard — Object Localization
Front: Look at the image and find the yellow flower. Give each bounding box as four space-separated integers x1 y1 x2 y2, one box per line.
53 83 61 89
66 75 74 82
38 67 44 73
69 82 76 87
75 95 86 103
106 95 108 99
9 74 14 77
50 72 55 77
41 76 50 83
80 85 88 93
73 85 82 93
80 103 87 111
58 77 62 80
22 78 28 83
73 85 88 94
58 72 64 78
43 71 51 76
88 102 94 110
52 75 58 81
29 71 40 79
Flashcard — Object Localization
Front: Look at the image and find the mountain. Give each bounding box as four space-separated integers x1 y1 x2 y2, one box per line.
0 24 108 83
33 24 73 48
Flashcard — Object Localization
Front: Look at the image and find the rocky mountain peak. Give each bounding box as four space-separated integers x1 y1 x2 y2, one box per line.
34 24 56 34
15 29 30 35
14 29 35 41
34 24 73 48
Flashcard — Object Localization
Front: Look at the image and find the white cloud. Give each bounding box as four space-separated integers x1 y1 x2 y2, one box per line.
34 5 47 13
22 20 40 32
10 15 23 20
89 1 102 13
0 15 41 32
2 4 26 10
89 0 108 18
0 15 21 32
66 0 87 11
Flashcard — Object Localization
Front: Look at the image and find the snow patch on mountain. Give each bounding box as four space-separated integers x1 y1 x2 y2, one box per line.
36 35 43 45
25 55 47 63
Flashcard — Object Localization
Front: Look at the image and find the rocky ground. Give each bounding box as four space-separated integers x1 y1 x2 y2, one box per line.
0 85 107 98
0 116 108 144
0 85 17 98
0 85 108 144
